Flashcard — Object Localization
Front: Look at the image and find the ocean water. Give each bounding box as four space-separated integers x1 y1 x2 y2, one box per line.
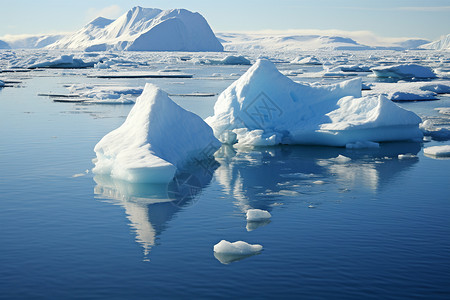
1 64 450 299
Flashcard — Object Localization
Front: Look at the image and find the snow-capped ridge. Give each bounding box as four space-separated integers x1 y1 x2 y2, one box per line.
421 34 450 51
46 6 223 52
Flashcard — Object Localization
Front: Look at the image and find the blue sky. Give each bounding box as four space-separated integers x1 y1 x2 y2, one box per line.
1 0 449 40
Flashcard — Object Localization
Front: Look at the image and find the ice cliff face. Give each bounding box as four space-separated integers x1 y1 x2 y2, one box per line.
46 6 223 52
421 34 450 51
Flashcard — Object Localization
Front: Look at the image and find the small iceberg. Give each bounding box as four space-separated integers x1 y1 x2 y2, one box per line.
213 240 262 264
246 209 271 222
424 145 450 157
28 55 95 69
92 83 220 183
371 64 437 79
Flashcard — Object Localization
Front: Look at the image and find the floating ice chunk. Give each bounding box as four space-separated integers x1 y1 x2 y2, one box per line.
291 56 321 65
346 141 380 149
246 209 271 222
92 83 220 183
0 80 4 87
331 155 351 163
398 153 417 159
28 55 95 69
424 145 450 157
313 180 325 185
371 64 436 79
435 107 450 115
213 240 263 255
206 59 422 147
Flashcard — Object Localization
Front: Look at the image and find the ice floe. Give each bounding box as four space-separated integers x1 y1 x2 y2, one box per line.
424 145 450 157
371 64 437 79
364 81 450 101
206 59 423 147
92 83 220 183
213 240 263 255
28 55 95 69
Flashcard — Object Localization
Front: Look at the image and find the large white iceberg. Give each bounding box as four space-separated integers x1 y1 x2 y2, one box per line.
206 59 423 147
420 34 450 51
47 6 223 52
92 83 221 183
371 64 437 79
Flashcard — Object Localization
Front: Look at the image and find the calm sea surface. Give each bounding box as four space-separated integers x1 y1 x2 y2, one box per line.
1 66 449 299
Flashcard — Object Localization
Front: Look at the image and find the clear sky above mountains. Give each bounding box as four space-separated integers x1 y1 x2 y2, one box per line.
0 0 449 40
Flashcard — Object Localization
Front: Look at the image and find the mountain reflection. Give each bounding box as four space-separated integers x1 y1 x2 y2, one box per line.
94 159 218 259
214 142 421 212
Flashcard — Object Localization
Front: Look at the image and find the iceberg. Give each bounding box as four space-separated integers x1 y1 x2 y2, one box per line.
246 209 271 222
420 34 450 51
92 83 221 183
213 240 263 255
371 64 437 79
47 6 223 52
206 59 423 147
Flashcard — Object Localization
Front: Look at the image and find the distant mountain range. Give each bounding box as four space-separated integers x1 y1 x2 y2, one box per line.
0 6 448 52
216 32 432 51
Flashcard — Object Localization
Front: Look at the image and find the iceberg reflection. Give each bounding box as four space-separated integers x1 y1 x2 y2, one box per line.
94 159 218 259
215 142 421 212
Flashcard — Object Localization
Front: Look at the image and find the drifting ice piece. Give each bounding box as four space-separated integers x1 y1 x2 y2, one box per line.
213 240 263 255
246 209 271 221
424 145 450 157
93 83 220 183
371 64 436 79
206 59 422 147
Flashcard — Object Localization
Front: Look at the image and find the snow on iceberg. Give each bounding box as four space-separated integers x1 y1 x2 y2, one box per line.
424 145 450 157
206 59 423 147
47 6 223 52
92 83 221 183
246 209 271 222
371 64 437 79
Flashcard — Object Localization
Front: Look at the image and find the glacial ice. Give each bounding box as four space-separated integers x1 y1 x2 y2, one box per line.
213 240 263 255
246 209 271 221
206 59 423 147
47 6 224 52
371 64 437 79
424 145 450 157
92 83 221 183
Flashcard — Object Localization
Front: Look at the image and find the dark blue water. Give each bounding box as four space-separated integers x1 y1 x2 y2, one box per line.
1 70 449 299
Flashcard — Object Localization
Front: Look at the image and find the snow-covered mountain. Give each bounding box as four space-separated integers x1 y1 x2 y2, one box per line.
0 40 10 49
46 6 223 52
421 34 450 51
